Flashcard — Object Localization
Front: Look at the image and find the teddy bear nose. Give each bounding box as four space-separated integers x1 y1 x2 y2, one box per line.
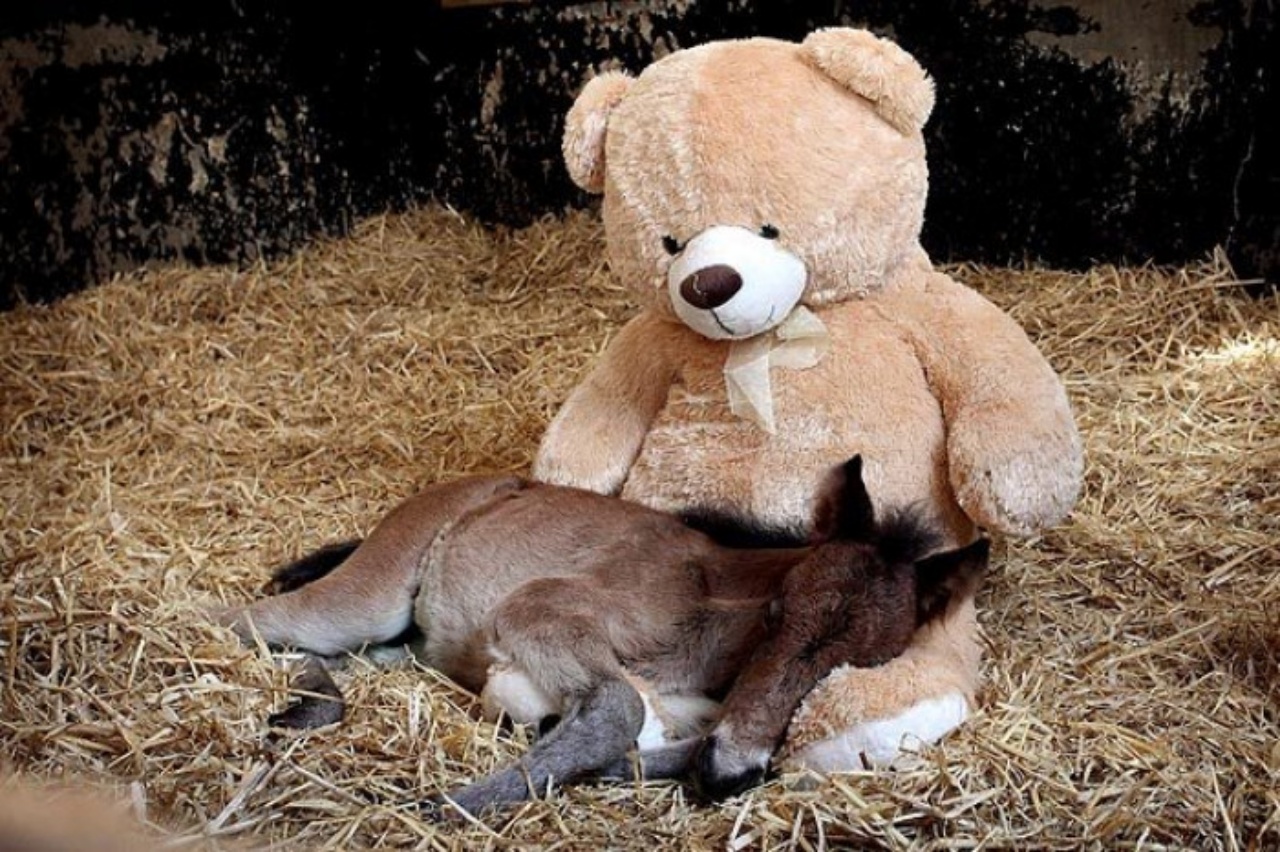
679 265 743 310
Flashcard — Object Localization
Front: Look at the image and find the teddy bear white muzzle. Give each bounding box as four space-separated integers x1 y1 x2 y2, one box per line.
667 226 808 340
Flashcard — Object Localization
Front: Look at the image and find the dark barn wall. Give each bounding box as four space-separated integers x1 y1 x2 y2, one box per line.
0 0 1274 309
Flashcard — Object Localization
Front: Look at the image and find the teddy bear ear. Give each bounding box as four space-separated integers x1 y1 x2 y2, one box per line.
562 70 635 194
800 28 935 135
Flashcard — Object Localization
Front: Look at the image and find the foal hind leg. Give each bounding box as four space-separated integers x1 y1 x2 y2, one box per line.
219 476 523 655
433 677 645 818
432 577 645 816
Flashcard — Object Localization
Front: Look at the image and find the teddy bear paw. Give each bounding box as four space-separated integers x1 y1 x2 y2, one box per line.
782 691 969 772
957 447 1082 537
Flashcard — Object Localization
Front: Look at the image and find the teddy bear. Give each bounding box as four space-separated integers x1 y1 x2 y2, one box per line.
533 28 1083 771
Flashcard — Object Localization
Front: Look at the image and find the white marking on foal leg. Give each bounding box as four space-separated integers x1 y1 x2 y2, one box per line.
655 693 721 739
634 692 669 751
620 674 721 750
623 675 671 750
480 662 563 726
786 692 969 771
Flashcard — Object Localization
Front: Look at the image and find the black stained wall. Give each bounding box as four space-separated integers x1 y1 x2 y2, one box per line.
0 0 1275 309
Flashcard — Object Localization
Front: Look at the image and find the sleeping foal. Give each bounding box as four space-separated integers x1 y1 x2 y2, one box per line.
217 456 987 816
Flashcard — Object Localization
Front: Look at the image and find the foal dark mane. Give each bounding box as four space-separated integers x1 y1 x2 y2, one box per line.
862 504 945 566
679 508 810 549
679 500 946 561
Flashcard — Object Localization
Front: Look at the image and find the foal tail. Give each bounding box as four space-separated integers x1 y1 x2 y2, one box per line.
263 539 363 595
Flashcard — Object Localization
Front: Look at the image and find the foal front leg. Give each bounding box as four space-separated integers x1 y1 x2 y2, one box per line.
694 562 876 800
433 677 645 818
594 736 703 782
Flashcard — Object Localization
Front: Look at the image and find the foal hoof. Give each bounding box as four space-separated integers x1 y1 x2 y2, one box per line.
536 714 563 739
693 736 768 803
267 695 345 730
267 655 346 730
417 796 448 824
418 794 474 824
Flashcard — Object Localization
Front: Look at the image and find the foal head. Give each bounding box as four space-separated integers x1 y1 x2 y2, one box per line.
695 455 990 800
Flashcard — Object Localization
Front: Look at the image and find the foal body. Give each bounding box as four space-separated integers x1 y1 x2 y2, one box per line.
221 458 987 815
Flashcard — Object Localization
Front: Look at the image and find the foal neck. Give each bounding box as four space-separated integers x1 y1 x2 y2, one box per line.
700 547 812 603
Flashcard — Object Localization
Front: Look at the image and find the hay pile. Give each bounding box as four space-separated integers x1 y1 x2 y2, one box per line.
2 206 1277 849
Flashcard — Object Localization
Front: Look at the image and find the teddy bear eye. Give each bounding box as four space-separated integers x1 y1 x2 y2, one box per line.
661 235 685 256
760 224 780 240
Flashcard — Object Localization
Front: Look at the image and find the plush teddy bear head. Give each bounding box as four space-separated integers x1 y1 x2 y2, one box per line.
563 29 935 341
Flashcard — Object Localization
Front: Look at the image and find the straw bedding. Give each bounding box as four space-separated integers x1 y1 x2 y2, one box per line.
1 206 1277 850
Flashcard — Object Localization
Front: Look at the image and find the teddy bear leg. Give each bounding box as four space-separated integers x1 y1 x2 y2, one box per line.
779 596 982 772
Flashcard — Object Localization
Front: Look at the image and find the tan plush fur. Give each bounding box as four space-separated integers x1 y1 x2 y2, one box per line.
536 29 1082 769
0 783 171 852
562 70 635 193
800 28 936 135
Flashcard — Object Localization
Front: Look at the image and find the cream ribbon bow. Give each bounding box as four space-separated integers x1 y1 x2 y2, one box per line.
724 306 830 434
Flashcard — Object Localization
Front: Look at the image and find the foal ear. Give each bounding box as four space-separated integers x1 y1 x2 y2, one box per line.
914 538 990 625
811 455 876 542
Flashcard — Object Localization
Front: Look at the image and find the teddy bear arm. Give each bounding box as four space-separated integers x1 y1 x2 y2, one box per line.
533 312 679 495
905 276 1084 536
